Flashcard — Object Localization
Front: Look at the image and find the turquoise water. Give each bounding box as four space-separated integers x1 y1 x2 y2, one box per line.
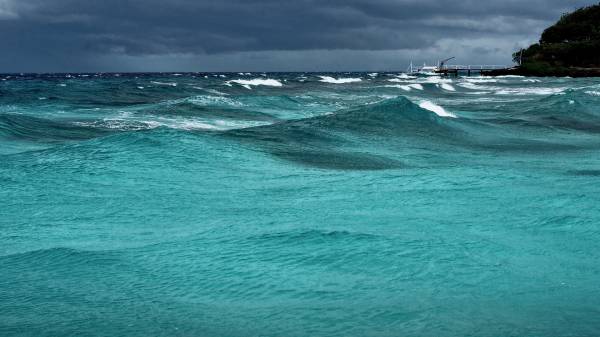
1 73 600 336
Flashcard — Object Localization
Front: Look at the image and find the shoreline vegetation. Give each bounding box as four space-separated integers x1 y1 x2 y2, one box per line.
484 3 600 77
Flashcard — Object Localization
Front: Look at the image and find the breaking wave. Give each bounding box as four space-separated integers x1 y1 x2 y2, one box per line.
318 76 362 84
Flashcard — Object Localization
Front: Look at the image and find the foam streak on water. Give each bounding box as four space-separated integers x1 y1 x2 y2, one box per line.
1 72 600 337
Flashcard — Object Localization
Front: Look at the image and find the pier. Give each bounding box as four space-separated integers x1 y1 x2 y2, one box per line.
435 65 510 76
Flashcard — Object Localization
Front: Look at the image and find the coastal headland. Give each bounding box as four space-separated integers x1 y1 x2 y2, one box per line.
484 3 600 77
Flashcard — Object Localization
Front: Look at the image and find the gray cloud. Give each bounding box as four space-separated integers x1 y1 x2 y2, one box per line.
0 0 592 72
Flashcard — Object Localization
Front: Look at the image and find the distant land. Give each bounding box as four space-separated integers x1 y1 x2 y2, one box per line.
485 3 600 77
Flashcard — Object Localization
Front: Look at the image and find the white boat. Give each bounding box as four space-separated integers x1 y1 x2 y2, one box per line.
407 61 439 76
407 57 455 76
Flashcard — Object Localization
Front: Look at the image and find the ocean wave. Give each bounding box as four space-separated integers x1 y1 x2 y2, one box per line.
224 96 466 170
0 247 122 270
463 77 498 83
0 114 111 142
486 93 600 133
229 78 283 89
495 88 565 95
318 76 362 84
585 91 600 96
384 84 423 91
81 117 269 132
438 83 456 92
387 78 410 83
251 229 380 245
394 73 417 80
418 101 456 118
150 81 178 87
457 82 489 91
185 95 243 107
418 77 453 84
495 75 525 78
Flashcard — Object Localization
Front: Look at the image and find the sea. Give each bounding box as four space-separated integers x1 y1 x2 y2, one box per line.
1 72 600 337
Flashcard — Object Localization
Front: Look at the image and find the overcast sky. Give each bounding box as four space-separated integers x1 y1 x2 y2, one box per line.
0 0 592 72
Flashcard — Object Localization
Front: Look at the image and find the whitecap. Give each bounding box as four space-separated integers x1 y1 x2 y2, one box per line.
458 82 488 90
384 85 412 91
522 79 541 83
419 76 453 84
439 83 456 91
186 95 242 106
397 73 417 79
388 78 410 83
495 75 524 78
318 76 362 84
203 89 229 96
464 77 497 83
418 101 456 118
151 81 178 87
495 88 564 95
368 73 378 78
229 78 284 89
585 91 600 96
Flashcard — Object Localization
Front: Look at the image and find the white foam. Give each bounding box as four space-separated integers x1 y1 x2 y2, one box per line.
368 73 378 78
464 78 497 83
457 82 489 91
151 81 178 87
418 101 456 118
439 83 456 91
388 78 410 83
495 88 564 96
229 78 283 89
318 76 362 84
385 85 413 91
421 77 453 85
522 79 541 83
383 83 423 91
495 75 524 78
398 73 418 79
203 88 229 96
137 86 144 89
187 95 242 107
585 91 600 96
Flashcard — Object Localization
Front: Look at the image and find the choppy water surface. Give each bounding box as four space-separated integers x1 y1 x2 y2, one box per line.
2 72 600 337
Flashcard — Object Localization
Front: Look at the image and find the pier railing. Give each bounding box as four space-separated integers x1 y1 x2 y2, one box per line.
441 65 508 70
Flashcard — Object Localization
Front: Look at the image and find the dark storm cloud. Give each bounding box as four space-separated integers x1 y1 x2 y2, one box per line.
0 0 593 71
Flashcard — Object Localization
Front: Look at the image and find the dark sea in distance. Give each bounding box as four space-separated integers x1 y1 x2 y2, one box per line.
1 72 600 337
